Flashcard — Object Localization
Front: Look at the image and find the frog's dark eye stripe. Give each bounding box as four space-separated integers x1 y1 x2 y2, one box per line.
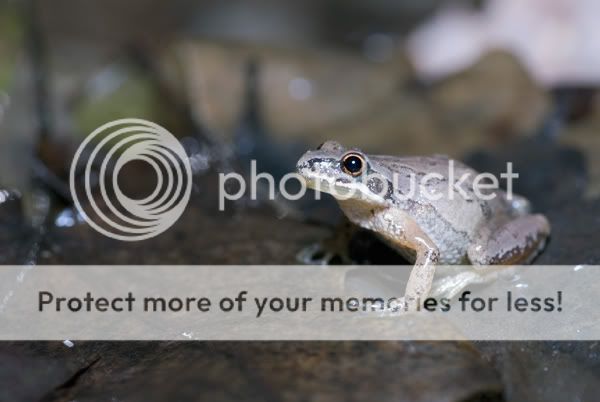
316 142 326 150
341 153 365 176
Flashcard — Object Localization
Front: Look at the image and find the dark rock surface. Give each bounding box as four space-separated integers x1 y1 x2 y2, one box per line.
476 342 600 402
39 201 328 266
1 342 503 402
0 190 34 265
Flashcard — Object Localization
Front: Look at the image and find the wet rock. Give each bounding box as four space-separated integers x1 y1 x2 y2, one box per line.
534 199 600 265
476 342 600 402
465 138 588 213
0 189 24 228
2 342 503 402
0 344 89 402
39 194 329 265
0 189 33 264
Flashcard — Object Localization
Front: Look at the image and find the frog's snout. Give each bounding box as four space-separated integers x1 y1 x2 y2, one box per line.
295 153 312 174
296 154 320 188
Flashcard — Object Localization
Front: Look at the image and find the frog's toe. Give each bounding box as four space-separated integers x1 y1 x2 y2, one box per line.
348 297 413 317
431 270 500 300
296 243 345 265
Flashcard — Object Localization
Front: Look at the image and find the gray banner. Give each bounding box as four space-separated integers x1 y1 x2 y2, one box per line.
0 265 595 340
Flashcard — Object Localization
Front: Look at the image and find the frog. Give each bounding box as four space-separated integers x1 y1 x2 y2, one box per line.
296 140 550 306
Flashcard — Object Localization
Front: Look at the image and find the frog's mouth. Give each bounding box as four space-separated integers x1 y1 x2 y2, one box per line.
300 175 335 193
300 174 348 195
301 175 386 205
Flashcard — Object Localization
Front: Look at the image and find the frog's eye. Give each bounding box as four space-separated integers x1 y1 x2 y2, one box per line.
341 153 365 176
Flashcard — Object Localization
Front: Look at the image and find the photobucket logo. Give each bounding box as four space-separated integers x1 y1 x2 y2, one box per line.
69 118 192 241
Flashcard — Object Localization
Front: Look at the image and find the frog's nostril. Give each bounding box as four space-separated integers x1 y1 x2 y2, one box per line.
296 161 309 171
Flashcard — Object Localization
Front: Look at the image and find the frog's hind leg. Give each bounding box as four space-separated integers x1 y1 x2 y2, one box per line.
432 214 549 300
467 214 551 266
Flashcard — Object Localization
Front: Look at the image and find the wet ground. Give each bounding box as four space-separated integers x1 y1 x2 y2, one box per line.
1 2 600 401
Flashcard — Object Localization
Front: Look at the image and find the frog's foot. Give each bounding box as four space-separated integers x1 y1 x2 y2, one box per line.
346 296 417 317
468 214 551 266
342 268 418 316
394 296 419 314
430 269 507 300
381 296 426 316
297 220 358 265
296 242 347 265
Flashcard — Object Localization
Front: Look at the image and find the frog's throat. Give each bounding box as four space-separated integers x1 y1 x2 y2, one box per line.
337 198 388 224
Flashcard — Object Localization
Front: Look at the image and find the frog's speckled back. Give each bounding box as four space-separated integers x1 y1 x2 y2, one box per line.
368 154 503 236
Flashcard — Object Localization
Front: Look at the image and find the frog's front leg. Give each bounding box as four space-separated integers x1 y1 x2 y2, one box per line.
379 210 440 308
